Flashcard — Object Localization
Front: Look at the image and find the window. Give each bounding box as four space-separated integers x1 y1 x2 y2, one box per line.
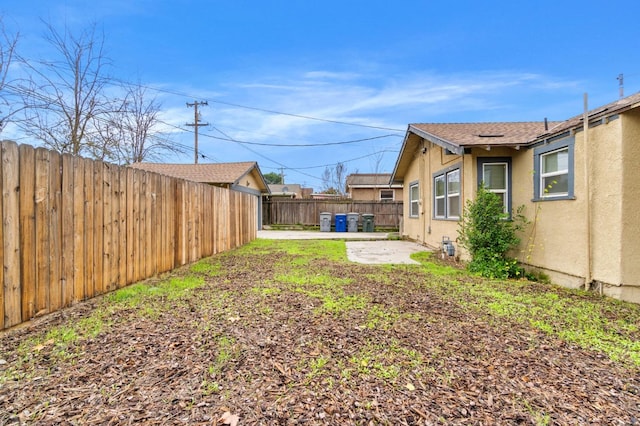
533 136 575 200
447 169 460 218
478 158 511 214
409 182 420 217
434 175 445 217
540 148 569 197
433 165 461 219
380 189 394 201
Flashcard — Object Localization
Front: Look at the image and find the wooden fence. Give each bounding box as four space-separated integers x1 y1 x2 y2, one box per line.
0 141 257 330
263 199 403 229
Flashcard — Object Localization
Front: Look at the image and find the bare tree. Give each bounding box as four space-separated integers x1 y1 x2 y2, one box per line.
18 21 111 155
0 17 19 133
320 162 348 195
93 83 182 164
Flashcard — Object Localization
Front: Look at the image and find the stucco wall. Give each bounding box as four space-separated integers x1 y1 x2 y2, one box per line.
351 187 402 201
621 109 640 296
400 137 426 243
241 172 263 191
589 118 624 287
399 113 640 302
401 139 466 252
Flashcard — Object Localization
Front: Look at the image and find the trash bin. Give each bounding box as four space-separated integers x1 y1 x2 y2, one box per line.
362 214 374 232
335 214 347 232
347 213 359 232
320 212 332 232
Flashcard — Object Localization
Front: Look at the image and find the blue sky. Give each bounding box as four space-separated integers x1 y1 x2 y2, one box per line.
2 0 640 190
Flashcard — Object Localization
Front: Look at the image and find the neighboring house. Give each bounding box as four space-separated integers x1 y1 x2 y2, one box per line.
129 161 270 229
345 173 403 201
391 92 640 303
267 183 311 199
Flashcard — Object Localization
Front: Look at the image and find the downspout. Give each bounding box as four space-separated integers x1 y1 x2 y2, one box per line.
583 93 593 290
418 139 426 243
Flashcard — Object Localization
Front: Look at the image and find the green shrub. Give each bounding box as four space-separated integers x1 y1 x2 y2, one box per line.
458 185 526 279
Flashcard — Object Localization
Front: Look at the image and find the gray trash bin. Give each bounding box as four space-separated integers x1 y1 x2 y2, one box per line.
362 213 374 232
347 213 359 232
320 212 332 232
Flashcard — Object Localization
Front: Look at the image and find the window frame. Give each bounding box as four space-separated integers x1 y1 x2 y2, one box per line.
409 181 420 218
477 157 512 216
533 135 575 201
432 163 462 220
379 189 394 201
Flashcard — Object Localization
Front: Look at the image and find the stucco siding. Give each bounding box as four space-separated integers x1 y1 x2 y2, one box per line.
401 143 424 242
589 119 624 286
621 109 640 292
242 173 262 191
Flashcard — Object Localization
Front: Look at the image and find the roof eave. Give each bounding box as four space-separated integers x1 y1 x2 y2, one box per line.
409 124 464 155
390 127 415 184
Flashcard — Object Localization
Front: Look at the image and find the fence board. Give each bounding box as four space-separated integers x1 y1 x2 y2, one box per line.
61 154 74 307
73 157 85 302
83 159 95 299
102 163 112 292
143 172 152 277
132 168 141 282
19 145 36 321
93 161 104 296
2 142 20 327
118 167 127 288
263 199 403 229
34 148 50 316
49 151 62 312
125 168 134 285
1 143 258 330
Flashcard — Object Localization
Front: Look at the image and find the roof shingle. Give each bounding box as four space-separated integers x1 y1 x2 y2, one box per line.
129 162 259 185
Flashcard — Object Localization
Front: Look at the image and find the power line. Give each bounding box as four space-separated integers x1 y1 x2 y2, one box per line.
158 118 400 147
107 77 405 132
200 132 399 147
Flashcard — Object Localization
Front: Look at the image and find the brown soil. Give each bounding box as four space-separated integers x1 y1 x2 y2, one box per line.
1 248 639 425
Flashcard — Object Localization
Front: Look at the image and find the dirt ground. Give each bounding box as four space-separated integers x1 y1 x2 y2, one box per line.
1 245 639 425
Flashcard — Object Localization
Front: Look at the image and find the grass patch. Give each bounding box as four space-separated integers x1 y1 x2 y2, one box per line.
429 277 640 367
105 275 204 306
190 259 222 276
411 251 462 276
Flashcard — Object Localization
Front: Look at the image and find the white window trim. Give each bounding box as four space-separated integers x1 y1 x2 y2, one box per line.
409 182 419 218
434 175 446 218
446 170 460 219
482 161 509 214
379 189 394 201
433 164 461 220
540 148 569 198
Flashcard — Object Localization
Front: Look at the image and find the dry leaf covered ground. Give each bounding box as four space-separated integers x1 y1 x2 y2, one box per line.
1 239 639 425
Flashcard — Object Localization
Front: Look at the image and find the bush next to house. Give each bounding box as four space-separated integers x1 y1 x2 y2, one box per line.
458 185 527 279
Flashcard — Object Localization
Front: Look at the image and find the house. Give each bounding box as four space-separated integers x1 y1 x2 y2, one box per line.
345 173 403 201
267 183 313 199
129 161 270 229
391 92 640 303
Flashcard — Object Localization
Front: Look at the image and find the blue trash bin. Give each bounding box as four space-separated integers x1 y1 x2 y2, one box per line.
335 214 347 232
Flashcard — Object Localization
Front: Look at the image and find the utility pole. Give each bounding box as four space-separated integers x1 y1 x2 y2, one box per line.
186 101 209 164
279 167 285 184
